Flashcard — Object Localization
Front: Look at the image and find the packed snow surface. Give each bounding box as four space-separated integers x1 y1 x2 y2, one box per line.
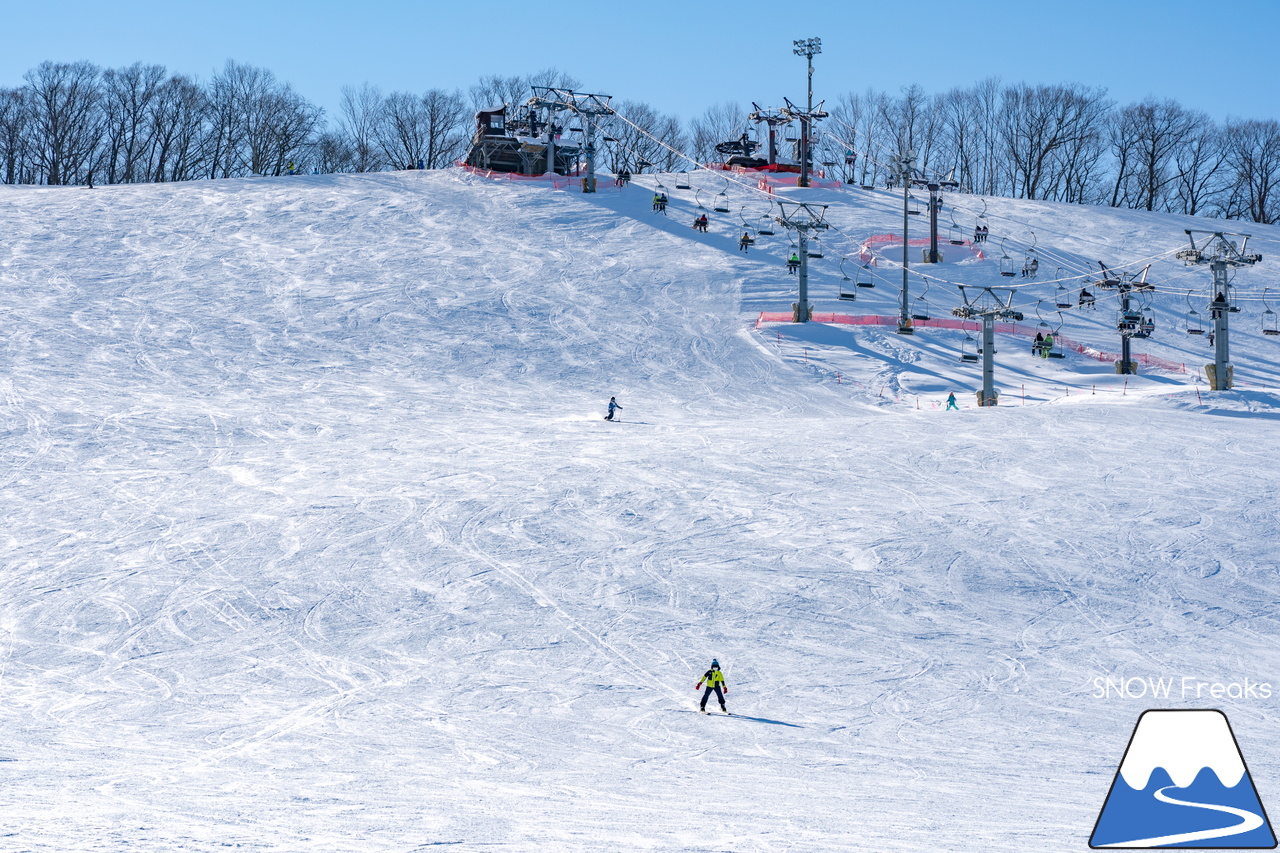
1 168 1279 852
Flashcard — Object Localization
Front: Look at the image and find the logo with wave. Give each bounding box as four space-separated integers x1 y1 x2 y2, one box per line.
1091 710 1276 848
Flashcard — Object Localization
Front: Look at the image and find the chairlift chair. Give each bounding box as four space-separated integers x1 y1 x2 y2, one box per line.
838 260 857 301
1264 288 1280 336
757 214 776 236
1055 281 1072 309
948 212 966 245
1185 291 1204 335
675 171 691 190
1079 285 1097 309
911 280 931 321
906 194 922 216
1046 311 1066 359
855 263 876 288
713 186 731 213
807 236 824 259
959 332 979 363
998 239 1016 277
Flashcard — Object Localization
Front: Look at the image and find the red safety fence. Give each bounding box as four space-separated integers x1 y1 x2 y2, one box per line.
456 161 572 187
858 233 985 263
755 313 1188 373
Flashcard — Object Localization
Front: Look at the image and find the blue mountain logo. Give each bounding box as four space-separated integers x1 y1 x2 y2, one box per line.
1091 710 1276 848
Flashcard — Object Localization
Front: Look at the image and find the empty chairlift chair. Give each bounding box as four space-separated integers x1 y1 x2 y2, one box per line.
837 258 858 301
998 239 1017 277
911 281 931 321
1055 279 1072 309
714 184 731 213
675 171 691 190
959 332 979 363
1264 288 1280 336
856 263 876 289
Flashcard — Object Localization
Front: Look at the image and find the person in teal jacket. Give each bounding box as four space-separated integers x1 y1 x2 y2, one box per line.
696 659 728 713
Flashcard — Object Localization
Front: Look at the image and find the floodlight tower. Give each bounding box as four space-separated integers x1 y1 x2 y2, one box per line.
953 286 1023 406
792 37 821 188
1177 230 1263 390
775 201 830 322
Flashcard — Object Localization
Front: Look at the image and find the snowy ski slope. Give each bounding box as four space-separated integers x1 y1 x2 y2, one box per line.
1 168 1279 852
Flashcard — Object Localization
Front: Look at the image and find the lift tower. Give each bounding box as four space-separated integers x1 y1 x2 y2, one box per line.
528 87 615 193
1176 230 1262 390
775 201 830 322
952 286 1023 407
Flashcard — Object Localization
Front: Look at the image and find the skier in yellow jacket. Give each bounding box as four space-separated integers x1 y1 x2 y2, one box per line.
696 659 728 714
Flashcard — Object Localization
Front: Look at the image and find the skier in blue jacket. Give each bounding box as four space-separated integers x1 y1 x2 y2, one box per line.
605 396 622 421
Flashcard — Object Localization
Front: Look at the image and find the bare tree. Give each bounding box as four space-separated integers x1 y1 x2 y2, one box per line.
1171 119 1226 216
1224 118 1280 224
0 88 31 184
469 74 526 113
377 91 432 169
101 63 166 183
308 130 356 173
339 83 385 172
1000 83 1110 200
608 100 687 173
146 74 208 183
420 88 468 168
24 60 103 185
689 102 745 165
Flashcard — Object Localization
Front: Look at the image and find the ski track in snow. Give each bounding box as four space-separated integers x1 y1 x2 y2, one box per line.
0 170 1278 851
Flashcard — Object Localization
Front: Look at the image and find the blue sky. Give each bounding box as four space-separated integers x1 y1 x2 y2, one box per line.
4 0 1278 125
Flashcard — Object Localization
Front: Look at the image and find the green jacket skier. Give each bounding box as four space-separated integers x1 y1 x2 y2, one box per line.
696 659 728 713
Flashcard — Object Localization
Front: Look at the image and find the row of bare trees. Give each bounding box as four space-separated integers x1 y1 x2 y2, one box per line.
2 60 1279 225
1 60 322 184
813 79 1280 224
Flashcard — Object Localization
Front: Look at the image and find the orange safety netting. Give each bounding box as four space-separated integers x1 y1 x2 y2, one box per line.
754 313 1187 373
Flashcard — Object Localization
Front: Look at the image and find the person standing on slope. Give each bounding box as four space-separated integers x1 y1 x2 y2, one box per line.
696 659 728 714
946 392 958 411
605 396 622 421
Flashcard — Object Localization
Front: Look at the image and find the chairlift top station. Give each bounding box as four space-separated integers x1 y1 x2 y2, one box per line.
458 47 1276 399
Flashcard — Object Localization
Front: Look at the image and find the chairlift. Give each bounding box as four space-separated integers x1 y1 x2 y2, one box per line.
713 185 731 213
907 193 922 216
959 332 979 363
1046 310 1066 359
1055 280 1072 309
675 171 691 190
1264 288 1280 336
807 235 824 259
855 263 876 288
838 259 857 301
998 238 1016 277
948 211 966 246
1020 232 1039 278
911 279 931 321
972 198 989 243
1078 284 1097 309
1185 290 1204 335
757 214 776 237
